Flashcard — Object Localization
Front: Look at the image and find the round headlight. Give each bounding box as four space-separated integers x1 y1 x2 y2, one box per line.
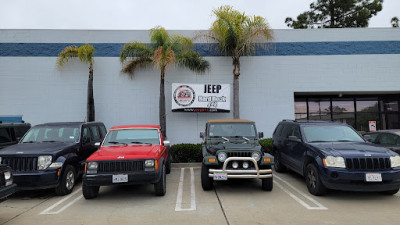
251 152 261 161
232 161 239 169
243 161 249 169
217 152 227 162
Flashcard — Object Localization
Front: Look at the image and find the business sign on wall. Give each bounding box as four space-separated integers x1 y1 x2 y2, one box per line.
172 83 230 112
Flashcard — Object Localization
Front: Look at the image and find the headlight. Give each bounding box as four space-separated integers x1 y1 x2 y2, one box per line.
145 160 155 167
4 171 11 180
390 156 400 168
251 152 261 162
217 152 227 162
0 157 2 164
86 162 98 174
37 156 52 170
323 156 346 168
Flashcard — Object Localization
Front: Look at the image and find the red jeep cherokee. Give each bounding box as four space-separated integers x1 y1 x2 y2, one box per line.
82 125 171 199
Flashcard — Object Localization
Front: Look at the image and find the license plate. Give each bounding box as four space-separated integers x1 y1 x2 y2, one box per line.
112 174 128 183
365 173 382 182
213 172 227 180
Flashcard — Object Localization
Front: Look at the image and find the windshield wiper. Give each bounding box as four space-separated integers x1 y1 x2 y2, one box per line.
130 141 152 145
23 141 36 143
309 140 332 143
42 140 58 143
107 141 127 146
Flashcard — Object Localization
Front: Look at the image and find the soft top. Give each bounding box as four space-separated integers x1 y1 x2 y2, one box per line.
207 119 254 123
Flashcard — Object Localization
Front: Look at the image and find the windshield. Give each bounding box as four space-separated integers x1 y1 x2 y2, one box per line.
303 125 365 143
208 123 256 137
22 126 80 143
103 129 160 146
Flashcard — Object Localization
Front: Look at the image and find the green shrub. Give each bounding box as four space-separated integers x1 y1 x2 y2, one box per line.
170 143 202 163
259 138 273 155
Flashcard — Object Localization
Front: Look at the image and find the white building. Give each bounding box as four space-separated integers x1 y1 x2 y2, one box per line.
1 28 400 143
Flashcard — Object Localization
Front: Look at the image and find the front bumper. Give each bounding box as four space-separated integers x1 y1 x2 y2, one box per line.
13 170 60 190
320 167 400 192
0 183 17 199
208 157 272 179
83 170 162 186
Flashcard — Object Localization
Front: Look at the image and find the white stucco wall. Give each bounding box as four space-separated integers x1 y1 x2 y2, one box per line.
1 28 399 144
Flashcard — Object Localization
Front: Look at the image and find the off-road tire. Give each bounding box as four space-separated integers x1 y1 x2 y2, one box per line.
55 165 76 196
82 183 99 199
201 163 213 190
166 153 171 174
274 151 287 173
155 164 166 196
261 177 273 191
305 163 327 196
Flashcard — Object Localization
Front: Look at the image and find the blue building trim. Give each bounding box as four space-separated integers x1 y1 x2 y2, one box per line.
0 41 399 57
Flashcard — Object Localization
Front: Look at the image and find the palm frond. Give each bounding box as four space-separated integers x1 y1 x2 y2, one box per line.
121 56 153 78
120 41 153 63
176 50 209 74
150 26 170 47
78 43 95 64
57 46 79 68
170 34 193 53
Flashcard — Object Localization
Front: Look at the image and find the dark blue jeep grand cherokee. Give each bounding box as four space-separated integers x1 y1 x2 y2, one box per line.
273 120 400 196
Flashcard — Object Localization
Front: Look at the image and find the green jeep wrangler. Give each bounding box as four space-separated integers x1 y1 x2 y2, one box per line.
200 119 274 191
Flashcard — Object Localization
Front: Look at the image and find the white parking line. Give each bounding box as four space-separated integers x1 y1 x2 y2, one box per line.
40 189 83 215
175 167 196 211
274 175 327 210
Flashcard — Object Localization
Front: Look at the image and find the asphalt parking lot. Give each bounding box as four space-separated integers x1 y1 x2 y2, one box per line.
1 163 400 225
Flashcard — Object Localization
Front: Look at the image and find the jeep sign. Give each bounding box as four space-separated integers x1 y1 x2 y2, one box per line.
172 83 230 112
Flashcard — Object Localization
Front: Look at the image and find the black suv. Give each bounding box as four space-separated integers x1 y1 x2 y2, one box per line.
0 122 106 195
200 119 274 191
0 122 31 149
273 120 400 196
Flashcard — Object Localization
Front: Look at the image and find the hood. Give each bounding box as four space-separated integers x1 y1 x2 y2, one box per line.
309 142 396 158
207 141 261 151
0 142 78 156
87 144 161 161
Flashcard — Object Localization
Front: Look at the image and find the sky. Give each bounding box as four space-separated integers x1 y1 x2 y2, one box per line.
0 0 399 30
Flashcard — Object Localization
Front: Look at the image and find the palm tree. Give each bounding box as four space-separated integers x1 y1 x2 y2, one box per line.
199 5 274 118
57 44 96 121
120 26 209 137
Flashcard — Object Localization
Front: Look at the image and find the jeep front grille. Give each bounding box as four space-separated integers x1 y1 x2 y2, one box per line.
227 152 252 158
97 160 144 173
345 157 391 171
2 157 37 172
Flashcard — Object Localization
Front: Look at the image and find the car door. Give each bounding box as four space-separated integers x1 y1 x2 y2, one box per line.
376 133 400 154
284 125 305 173
80 125 96 161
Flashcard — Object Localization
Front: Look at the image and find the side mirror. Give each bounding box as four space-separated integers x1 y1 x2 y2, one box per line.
288 136 301 143
200 132 204 139
82 136 90 144
163 140 170 146
364 135 372 142
258 132 264 139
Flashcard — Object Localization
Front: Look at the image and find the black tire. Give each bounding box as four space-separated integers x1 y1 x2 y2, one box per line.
201 163 213 190
261 177 273 191
166 152 171 174
154 164 166 196
55 165 76 196
82 183 100 199
305 163 327 196
274 151 287 173
381 188 399 195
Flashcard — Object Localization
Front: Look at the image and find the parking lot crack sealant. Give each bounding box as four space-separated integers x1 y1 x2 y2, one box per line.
214 187 230 225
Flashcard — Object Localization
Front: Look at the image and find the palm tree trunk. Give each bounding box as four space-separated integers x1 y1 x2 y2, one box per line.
87 63 95 122
233 57 240 119
159 67 167 137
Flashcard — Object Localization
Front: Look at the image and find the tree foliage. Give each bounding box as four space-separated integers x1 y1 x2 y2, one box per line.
392 17 399 28
285 0 383 29
120 26 209 136
199 5 273 118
